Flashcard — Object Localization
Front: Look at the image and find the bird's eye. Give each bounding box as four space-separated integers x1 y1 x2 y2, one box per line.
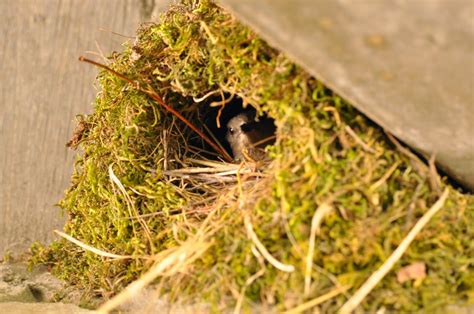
229 128 234 134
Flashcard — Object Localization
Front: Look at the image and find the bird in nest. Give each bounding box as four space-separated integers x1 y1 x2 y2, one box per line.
226 111 276 161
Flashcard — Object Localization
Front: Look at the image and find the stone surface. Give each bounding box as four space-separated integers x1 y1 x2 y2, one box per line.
0 262 78 304
219 0 474 190
0 0 172 255
0 261 99 312
0 261 203 313
0 302 91 314
0 261 471 314
116 288 211 313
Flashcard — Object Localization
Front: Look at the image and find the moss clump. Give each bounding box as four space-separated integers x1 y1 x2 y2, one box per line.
32 0 474 312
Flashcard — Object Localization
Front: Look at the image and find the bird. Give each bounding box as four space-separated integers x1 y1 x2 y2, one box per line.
225 111 276 161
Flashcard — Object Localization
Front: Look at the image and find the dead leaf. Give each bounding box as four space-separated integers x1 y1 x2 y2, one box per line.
66 119 87 149
396 262 426 283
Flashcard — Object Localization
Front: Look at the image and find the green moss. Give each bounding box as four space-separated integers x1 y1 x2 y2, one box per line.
31 0 474 312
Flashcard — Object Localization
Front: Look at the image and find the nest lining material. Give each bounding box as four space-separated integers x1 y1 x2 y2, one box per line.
31 0 473 312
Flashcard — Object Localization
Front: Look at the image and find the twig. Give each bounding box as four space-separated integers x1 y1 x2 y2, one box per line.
216 169 263 177
368 161 401 192
428 155 441 194
203 123 229 155
163 165 241 174
345 125 376 153
79 56 233 162
284 285 350 314
305 203 333 296
339 188 449 314
244 214 295 273
233 246 267 314
251 134 277 148
385 132 428 174
233 268 266 314
186 158 235 168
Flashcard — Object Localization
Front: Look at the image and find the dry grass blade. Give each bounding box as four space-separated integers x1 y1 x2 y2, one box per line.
203 123 230 154
54 230 139 260
339 188 450 314
345 125 376 153
109 164 155 251
215 169 263 177
185 158 235 168
192 89 221 102
97 240 211 313
369 161 401 192
305 203 333 296
284 285 350 314
244 214 295 273
233 268 266 314
163 166 241 175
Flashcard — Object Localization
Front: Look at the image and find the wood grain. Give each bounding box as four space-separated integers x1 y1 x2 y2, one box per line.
0 0 163 254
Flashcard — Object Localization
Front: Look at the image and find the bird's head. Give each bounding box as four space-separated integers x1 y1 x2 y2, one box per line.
226 113 253 142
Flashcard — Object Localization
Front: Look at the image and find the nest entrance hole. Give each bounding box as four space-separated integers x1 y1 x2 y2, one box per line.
185 94 276 162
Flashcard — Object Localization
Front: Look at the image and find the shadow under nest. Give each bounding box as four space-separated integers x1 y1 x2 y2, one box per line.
30 0 474 312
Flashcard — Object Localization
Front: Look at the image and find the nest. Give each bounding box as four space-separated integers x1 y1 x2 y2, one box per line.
31 0 473 312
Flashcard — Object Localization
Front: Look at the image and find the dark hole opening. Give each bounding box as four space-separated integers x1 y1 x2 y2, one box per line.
186 95 276 161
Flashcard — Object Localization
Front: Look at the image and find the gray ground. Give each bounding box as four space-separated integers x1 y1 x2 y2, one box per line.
0 261 91 313
0 260 210 313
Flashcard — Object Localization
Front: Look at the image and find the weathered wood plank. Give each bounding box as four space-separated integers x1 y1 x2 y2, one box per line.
0 0 154 254
220 0 474 190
